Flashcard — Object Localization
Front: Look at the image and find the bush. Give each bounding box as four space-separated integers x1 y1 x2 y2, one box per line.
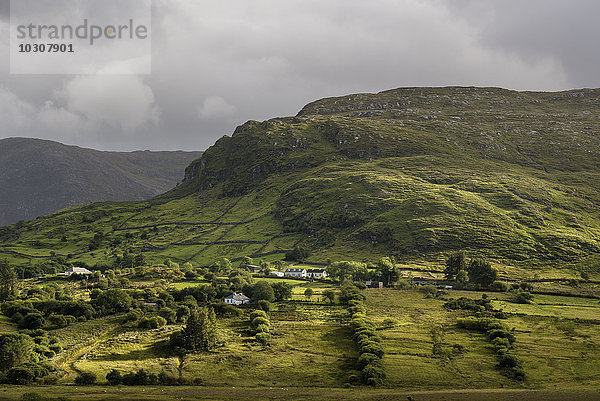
254 324 270 334
19 313 45 330
512 290 534 304
418 285 438 297
249 310 268 320
498 353 521 369
74 371 96 385
138 316 167 329
489 281 508 292
106 369 122 385
257 300 272 312
256 332 272 345
357 352 381 370
361 363 385 386
250 316 269 329
488 329 516 344
7 366 35 384
124 308 143 323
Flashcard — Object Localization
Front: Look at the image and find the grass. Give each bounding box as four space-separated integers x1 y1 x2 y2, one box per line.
2 386 600 401
363 288 600 390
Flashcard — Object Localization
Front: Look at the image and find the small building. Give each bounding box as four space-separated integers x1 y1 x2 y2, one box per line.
142 302 158 309
241 264 262 274
365 281 383 288
64 267 93 276
284 268 307 278
306 268 328 279
224 292 250 305
269 270 285 277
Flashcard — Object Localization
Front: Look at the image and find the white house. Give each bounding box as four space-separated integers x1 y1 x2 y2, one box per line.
284 268 307 278
64 267 94 276
224 292 250 305
306 268 327 279
269 270 285 277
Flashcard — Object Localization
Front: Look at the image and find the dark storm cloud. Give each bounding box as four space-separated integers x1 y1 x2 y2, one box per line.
0 0 597 151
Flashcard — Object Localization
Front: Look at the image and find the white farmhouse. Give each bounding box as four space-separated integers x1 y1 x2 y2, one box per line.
64 267 94 276
284 268 307 278
224 292 250 305
269 270 285 277
306 268 327 279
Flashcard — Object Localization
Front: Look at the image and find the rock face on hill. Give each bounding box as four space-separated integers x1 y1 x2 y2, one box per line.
0 138 202 225
176 87 600 262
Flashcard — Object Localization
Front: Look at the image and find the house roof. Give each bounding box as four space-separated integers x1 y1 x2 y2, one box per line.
225 292 250 301
285 268 306 273
65 267 93 274
306 269 326 273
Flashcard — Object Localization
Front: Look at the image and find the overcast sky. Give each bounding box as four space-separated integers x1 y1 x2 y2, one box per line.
0 0 599 151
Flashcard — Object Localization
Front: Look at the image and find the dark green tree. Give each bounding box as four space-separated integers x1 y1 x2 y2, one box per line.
445 252 467 280
0 333 35 371
376 257 399 286
0 260 17 301
272 282 292 301
252 281 275 302
304 288 314 300
181 307 218 351
323 289 336 304
468 259 497 288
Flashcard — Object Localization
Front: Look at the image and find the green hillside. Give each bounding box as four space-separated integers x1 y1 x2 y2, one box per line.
2 87 600 273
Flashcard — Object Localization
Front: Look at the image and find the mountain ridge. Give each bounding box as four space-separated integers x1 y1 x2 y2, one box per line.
1 87 599 272
0 137 203 225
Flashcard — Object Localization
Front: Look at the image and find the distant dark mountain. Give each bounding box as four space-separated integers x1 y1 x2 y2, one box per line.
0 138 203 226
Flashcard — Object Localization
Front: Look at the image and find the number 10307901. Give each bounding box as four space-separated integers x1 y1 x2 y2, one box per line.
18 43 74 53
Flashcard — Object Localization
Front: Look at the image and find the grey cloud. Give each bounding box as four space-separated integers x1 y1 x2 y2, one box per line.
0 0 597 151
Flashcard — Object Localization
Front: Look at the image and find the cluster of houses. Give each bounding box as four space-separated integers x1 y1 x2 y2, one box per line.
283 268 327 279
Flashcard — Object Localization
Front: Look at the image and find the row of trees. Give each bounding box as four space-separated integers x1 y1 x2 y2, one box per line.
445 252 498 289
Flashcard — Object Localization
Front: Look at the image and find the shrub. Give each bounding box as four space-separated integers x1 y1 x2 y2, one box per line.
74 371 96 385
256 332 272 345
254 324 270 334
357 353 381 370
361 363 385 386
498 353 521 369
489 281 508 292
124 309 143 323
512 290 534 304
138 316 167 329
257 300 272 312
418 285 438 297
106 369 122 385
7 366 35 384
250 310 268 319
250 316 269 329
488 329 516 344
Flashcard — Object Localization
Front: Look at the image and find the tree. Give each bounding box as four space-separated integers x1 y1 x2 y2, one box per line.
92 289 132 315
323 289 336 304
252 281 275 302
376 257 399 286
242 256 253 265
304 288 314 300
467 259 497 288
328 261 367 282
74 372 97 385
456 270 469 286
272 282 292 301
181 307 218 351
106 369 122 385
0 260 17 301
0 333 35 371
445 252 467 280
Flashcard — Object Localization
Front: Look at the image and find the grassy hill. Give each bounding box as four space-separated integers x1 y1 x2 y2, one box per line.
1 87 600 273
0 138 203 226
